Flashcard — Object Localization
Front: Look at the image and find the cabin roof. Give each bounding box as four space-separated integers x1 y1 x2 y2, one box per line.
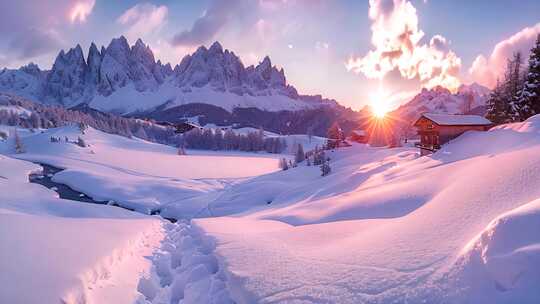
351 129 366 136
415 113 492 126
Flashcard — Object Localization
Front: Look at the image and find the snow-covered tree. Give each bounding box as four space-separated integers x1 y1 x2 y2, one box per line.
512 34 540 121
326 122 343 149
14 129 24 153
320 159 331 176
486 79 509 124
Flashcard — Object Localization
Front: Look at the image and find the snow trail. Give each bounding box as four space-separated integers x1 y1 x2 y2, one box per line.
136 221 235 304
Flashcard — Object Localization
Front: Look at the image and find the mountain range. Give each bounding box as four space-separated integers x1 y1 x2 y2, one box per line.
0 36 490 136
0 36 337 115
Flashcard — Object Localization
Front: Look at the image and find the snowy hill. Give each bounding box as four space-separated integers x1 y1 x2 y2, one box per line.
0 37 337 115
391 83 490 124
2 114 540 302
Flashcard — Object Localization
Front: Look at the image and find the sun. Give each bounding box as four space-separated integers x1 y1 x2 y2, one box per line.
370 88 390 118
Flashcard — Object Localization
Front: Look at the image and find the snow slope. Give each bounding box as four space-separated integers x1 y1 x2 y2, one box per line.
0 155 164 304
3 125 281 213
191 115 540 303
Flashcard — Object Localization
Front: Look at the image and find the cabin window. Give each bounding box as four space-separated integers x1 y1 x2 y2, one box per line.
427 124 434 130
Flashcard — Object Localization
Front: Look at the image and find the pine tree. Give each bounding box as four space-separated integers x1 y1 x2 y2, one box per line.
512 34 540 121
326 122 343 149
320 159 331 176
14 129 24 153
486 79 509 124
295 143 305 164
502 52 523 121
280 158 289 170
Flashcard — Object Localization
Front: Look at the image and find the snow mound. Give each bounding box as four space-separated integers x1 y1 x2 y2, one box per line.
452 198 540 302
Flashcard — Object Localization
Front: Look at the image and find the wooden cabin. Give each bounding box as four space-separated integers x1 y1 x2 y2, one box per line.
349 129 368 143
413 113 492 155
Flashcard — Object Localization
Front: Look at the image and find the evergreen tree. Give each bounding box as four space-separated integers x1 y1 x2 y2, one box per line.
320 159 331 176
295 144 305 164
497 52 522 121
326 122 343 149
280 158 289 170
486 79 509 124
512 34 540 121
14 129 24 153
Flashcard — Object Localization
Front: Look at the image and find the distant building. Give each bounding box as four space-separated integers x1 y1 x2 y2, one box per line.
349 129 368 143
414 113 492 155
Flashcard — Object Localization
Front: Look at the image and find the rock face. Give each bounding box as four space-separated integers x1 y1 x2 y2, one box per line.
0 37 332 112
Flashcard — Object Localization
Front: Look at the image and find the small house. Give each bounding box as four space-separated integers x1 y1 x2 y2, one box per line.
349 129 368 143
413 113 492 155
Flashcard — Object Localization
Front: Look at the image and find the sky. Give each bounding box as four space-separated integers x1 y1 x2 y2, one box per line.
1 0 540 111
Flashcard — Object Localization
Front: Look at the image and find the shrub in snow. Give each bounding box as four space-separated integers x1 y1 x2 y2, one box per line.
0 130 7 140
76 137 87 148
320 160 331 176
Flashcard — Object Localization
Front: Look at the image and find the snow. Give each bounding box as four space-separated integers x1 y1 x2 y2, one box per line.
190 115 540 303
421 113 493 126
3 113 540 303
0 155 164 304
89 82 323 114
450 198 540 302
3 124 282 213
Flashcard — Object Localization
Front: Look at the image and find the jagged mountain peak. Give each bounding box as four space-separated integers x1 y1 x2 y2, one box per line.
0 36 338 114
209 41 223 54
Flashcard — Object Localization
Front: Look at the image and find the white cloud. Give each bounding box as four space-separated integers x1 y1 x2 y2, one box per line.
346 0 462 91
118 3 168 41
469 22 540 88
69 0 95 23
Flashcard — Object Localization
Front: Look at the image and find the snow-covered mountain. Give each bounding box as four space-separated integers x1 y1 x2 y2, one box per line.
0 37 337 114
391 83 491 123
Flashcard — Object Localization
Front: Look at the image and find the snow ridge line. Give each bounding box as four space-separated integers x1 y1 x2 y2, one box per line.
136 221 235 304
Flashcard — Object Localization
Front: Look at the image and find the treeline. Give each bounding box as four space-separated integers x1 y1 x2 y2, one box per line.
0 93 176 143
487 34 540 123
181 128 287 153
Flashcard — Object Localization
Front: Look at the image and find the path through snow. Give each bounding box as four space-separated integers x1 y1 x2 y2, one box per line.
135 221 234 304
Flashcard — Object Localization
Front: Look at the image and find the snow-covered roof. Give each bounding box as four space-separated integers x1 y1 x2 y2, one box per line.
351 130 366 136
419 113 492 126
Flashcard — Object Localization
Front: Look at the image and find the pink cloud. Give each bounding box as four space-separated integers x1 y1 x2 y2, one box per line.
118 3 168 41
69 0 95 23
346 0 462 91
469 23 540 88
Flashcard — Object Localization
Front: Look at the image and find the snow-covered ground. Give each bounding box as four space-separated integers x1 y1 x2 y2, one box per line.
1 125 282 213
2 115 540 303
191 116 540 303
0 155 164 304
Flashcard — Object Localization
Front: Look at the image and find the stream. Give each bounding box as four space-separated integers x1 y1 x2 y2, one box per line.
28 163 176 222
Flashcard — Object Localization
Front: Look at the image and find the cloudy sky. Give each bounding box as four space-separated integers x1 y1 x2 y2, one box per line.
1 0 540 110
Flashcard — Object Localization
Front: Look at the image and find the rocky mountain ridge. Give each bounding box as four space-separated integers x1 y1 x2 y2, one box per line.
0 37 336 114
